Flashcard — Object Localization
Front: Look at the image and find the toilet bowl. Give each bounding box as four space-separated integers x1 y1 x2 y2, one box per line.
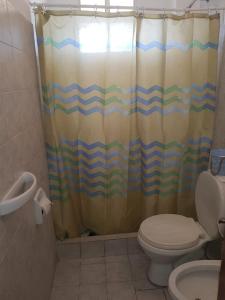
168 260 221 300
138 171 225 286
138 219 209 286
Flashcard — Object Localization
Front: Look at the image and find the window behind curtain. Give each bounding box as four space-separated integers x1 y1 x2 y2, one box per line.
79 0 134 53
80 0 134 12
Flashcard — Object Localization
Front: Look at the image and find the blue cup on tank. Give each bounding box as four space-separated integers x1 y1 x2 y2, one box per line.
210 149 225 176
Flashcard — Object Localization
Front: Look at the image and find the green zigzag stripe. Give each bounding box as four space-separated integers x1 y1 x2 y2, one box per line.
42 83 216 96
42 85 215 96
47 153 209 165
46 141 210 153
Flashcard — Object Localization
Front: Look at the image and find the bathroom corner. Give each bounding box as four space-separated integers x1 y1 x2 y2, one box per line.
0 0 56 299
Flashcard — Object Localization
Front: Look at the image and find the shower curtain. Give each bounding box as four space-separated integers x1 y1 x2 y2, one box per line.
35 11 219 239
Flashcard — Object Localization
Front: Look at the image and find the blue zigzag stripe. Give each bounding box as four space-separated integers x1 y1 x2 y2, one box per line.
136 41 218 51
43 93 216 105
47 157 208 173
43 83 216 95
53 136 212 149
37 37 218 51
48 179 196 192
48 185 195 198
48 173 197 187
48 171 199 184
47 147 210 161
48 165 208 181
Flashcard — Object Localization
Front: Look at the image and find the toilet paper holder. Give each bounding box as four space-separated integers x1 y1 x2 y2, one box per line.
34 188 52 225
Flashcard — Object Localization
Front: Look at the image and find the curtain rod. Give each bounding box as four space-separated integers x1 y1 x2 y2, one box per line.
30 3 225 12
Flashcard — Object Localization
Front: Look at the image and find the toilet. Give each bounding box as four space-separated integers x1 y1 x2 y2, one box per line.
168 260 221 300
138 170 225 286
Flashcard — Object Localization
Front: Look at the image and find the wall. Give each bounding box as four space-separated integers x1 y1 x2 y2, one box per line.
0 0 56 299
176 0 224 9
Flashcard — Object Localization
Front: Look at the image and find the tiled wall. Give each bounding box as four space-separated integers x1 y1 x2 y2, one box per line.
213 38 225 149
0 0 56 299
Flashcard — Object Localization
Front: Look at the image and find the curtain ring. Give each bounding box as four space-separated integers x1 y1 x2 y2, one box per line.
41 4 46 15
136 6 139 16
139 7 144 18
70 6 73 16
163 9 166 20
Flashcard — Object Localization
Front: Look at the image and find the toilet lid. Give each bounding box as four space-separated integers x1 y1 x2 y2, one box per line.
139 214 202 250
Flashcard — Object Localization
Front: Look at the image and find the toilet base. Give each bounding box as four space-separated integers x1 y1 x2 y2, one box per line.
148 261 174 286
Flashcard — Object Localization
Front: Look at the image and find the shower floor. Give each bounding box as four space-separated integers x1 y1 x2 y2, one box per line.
50 233 171 300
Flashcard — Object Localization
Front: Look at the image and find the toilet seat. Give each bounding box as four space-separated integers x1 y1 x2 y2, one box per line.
139 214 202 250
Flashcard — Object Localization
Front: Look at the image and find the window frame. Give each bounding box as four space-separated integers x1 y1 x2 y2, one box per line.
80 0 134 12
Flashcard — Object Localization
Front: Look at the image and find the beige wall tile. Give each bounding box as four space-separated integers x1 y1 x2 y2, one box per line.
7 0 31 21
0 0 56 299
0 42 14 92
0 0 12 45
12 47 38 90
7 0 27 50
0 202 56 300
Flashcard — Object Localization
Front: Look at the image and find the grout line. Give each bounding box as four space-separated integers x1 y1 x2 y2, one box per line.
0 87 39 95
0 39 34 54
54 252 167 299
163 288 170 300
57 232 138 244
0 40 17 50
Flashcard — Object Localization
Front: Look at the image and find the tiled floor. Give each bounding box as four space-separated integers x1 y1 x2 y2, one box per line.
50 237 172 300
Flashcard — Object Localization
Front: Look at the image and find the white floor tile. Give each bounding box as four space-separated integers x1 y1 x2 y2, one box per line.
53 259 80 287
81 263 106 285
50 285 79 300
136 289 166 300
105 239 127 256
81 241 105 259
107 282 136 300
79 283 107 300
106 261 132 282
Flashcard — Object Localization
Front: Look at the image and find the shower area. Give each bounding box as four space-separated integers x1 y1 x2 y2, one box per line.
1 0 225 299
33 0 221 240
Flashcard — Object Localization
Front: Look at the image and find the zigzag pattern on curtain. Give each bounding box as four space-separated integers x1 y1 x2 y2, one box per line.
37 36 218 51
36 12 219 236
42 82 216 115
47 136 211 200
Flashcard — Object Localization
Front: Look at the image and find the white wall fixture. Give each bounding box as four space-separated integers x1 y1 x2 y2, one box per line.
34 188 52 224
0 172 37 216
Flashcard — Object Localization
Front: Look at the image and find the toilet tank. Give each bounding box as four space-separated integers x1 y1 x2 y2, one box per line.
195 171 225 239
